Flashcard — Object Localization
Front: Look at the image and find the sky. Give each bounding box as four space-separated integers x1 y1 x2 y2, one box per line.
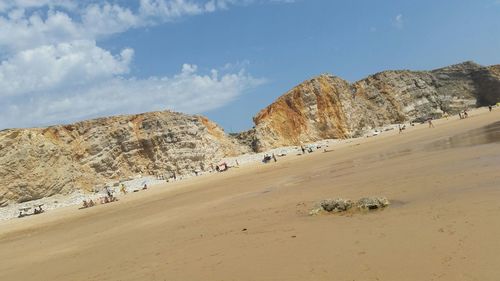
1 0 500 132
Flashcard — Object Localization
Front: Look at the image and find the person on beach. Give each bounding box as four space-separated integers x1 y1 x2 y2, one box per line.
272 153 277 162
33 205 44 214
489 105 493 112
428 118 434 128
463 110 468 118
398 124 403 134
301 146 305 154
143 184 148 190
120 184 127 195
105 186 112 198
262 154 271 163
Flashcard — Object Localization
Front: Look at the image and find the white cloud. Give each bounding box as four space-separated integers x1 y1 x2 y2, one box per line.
0 61 264 129
0 0 293 129
0 40 132 98
0 2 208 53
0 1 296 53
394 13 404 29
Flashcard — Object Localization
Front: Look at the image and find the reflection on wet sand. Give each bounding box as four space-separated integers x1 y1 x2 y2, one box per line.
426 121 500 150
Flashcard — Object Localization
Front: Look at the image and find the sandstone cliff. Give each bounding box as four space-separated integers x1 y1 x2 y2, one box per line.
1 61 499 205
246 61 500 151
0 111 250 205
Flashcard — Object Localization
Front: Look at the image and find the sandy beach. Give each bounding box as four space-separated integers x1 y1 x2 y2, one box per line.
1 108 499 281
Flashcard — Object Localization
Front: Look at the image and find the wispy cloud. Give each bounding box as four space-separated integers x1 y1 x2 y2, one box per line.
394 13 404 29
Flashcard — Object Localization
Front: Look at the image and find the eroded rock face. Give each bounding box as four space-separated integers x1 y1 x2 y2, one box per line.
245 61 500 151
0 111 250 204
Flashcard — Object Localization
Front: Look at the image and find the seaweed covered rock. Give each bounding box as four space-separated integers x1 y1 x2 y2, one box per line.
320 198 353 212
356 197 390 210
310 196 390 215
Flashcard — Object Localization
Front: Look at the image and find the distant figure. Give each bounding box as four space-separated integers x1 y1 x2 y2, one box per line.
143 184 148 190
262 154 272 163
301 146 306 154
489 105 493 112
33 205 44 214
272 153 277 162
82 199 95 208
463 110 468 118
398 124 403 134
120 184 127 195
428 118 434 128
105 186 113 198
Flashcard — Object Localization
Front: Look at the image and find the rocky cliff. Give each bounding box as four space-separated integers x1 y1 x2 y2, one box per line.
0 111 250 205
246 61 500 151
1 61 499 205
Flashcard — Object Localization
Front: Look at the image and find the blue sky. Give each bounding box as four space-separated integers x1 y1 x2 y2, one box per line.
1 0 499 131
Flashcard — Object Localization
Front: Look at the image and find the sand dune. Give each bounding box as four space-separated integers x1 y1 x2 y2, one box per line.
1 108 499 281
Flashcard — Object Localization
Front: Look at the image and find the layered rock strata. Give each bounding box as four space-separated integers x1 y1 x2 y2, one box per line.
1 61 499 205
246 61 500 151
0 111 250 204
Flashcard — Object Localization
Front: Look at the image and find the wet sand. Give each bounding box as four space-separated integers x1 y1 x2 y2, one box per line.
1 108 499 281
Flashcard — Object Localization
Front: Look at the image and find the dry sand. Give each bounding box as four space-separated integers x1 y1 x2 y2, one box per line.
1 108 499 281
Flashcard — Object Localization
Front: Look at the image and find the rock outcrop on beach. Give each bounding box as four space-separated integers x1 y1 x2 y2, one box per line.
245 61 500 151
0 111 250 204
309 197 390 215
